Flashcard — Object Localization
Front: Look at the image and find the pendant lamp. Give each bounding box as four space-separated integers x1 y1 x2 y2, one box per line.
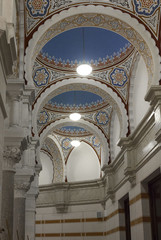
76 28 92 76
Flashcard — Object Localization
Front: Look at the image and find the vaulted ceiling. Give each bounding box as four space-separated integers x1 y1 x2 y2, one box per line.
24 0 161 183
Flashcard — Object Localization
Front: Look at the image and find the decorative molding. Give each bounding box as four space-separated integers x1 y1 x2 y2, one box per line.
41 137 64 183
32 78 128 139
39 117 109 166
145 85 161 107
36 88 161 207
102 165 115 202
128 52 141 132
24 5 160 87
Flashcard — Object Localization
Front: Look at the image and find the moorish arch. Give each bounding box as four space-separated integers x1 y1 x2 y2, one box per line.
40 136 65 182
39 118 109 167
32 78 128 138
25 5 160 87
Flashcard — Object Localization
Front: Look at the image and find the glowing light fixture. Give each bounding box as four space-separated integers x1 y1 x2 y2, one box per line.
76 64 92 76
69 113 81 121
71 140 81 147
76 28 92 76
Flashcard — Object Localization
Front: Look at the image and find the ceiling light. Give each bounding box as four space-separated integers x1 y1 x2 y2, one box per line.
69 113 81 121
71 140 81 147
76 28 92 76
76 64 92 76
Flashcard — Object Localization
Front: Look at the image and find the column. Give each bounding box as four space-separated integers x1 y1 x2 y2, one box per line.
1 146 21 240
25 164 41 240
13 175 31 240
10 95 20 127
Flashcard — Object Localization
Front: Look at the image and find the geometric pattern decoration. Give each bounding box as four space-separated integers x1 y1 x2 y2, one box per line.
43 137 64 183
110 68 128 87
33 67 50 87
92 136 100 147
54 126 91 137
37 110 49 124
38 43 133 72
133 0 160 16
27 0 50 17
95 111 109 126
32 13 153 77
61 138 72 150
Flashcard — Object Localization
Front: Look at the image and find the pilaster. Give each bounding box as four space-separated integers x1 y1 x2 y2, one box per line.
118 138 136 187
145 86 161 143
25 164 41 240
102 164 115 202
13 174 32 240
1 146 21 240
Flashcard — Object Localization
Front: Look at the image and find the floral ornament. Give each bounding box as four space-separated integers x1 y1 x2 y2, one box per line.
62 138 72 150
110 68 127 87
52 0 72 9
133 0 159 16
92 136 100 147
33 67 49 87
38 111 49 124
96 111 109 125
27 0 50 17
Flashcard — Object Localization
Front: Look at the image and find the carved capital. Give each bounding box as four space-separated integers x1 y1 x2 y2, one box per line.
3 146 21 171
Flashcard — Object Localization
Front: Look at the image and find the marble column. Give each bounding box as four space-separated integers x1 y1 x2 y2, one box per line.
1 146 21 240
13 175 31 240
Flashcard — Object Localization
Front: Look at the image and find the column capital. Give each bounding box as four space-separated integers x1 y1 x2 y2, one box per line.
3 146 21 171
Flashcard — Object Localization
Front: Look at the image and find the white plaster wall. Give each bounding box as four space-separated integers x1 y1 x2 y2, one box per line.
67 142 100 182
133 56 149 128
39 152 53 186
112 112 121 159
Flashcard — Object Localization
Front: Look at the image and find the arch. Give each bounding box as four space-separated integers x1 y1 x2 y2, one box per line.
110 110 121 162
39 151 54 185
66 141 101 182
25 5 160 87
39 118 109 167
32 78 128 139
128 52 141 132
41 136 65 182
